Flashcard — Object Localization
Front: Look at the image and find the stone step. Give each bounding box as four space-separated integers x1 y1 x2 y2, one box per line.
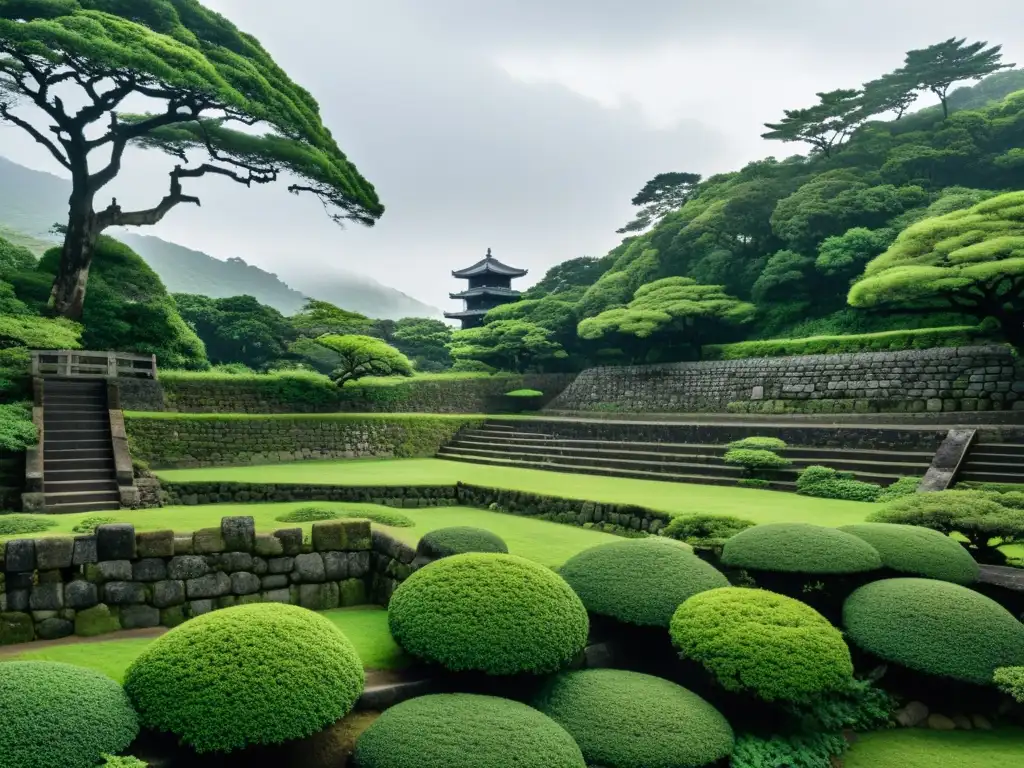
43 413 110 428
42 440 112 453
43 478 119 494
957 469 1024 484
44 456 115 469
44 428 112 442
42 493 121 514
971 443 1024 457
44 467 117 483
438 453 797 490
44 447 114 461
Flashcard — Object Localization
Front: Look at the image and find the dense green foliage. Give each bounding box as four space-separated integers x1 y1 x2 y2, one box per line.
174 293 295 370
869 490 1024 560
317 334 414 385
704 325 988 359
123 603 364 753
270 505 414 527
353 693 586 768
0 514 56 535
727 436 787 451
670 588 854 702
849 190 1024 349
449 319 567 372
723 448 791 471
558 538 728 627
387 553 589 675
70 515 118 534
0 403 36 451
99 757 148 768
839 522 980 583
843 578 1024 684
875 476 922 502
661 513 757 547
796 466 884 502
721 523 883 574
994 666 1024 702
533 669 735 768
417 526 509 558
0 661 138 768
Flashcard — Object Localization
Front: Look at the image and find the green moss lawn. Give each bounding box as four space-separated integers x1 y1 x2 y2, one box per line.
156 457 874 525
844 727 1024 768
2 606 404 681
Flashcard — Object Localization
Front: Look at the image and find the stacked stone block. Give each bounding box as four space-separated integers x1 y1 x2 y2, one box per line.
1 517 431 646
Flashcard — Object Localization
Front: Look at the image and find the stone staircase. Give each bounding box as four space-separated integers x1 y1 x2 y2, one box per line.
437 421 935 488
958 441 1024 486
42 379 120 512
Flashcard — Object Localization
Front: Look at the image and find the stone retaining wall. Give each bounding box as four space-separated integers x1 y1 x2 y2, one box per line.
550 346 1024 414
0 517 426 646
158 482 459 508
125 415 483 469
119 374 576 414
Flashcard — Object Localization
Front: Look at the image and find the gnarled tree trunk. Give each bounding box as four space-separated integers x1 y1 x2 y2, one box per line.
50 191 99 320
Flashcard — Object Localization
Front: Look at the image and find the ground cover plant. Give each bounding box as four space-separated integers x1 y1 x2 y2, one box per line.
4 607 404 680
533 668 735 768
660 513 757 547
0 514 56 536
353 693 587 768
843 728 1024 768
838 523 980 583
387 553 589 675
0 661 138 768
670 587 855 703
842 578 1024 685
274 505 415 527
416 526 509 558
558 538 729 627
123 603 365 753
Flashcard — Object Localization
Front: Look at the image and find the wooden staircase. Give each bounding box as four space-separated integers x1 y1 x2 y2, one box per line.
41 379 120 512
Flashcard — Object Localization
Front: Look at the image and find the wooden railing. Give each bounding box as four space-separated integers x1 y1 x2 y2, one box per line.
31 350 158 379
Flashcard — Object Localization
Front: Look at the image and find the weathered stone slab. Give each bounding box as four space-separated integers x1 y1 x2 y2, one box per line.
96 524 136 561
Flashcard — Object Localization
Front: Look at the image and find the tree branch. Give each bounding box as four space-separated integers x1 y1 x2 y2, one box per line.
0 102 71 169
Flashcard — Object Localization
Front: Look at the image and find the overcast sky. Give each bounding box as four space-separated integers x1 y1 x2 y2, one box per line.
1 1 1021 312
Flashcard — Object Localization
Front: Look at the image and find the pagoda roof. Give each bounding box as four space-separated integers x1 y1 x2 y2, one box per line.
452 248 528 278
443 308 490 320
449 286 522 300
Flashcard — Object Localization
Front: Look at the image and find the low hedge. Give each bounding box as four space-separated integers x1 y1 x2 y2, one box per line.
661 514 756 548
723 448 791 471
416 526 509 559
727 436 787 451
703 325 988 360
796 466 882 502
558 538 728 628
353 693 586 768
721 523 882 574
842 578 1024 685
388 553 589 675
0 661 138 768
123 603 364 753
670 588 854 703
0 515 57 536
838 523 979 584
274 505 415 527
533 669 734 768
994 667 1024 703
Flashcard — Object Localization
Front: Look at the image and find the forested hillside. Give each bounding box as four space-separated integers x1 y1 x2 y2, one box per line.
448 55 1024 371
0 156 439 319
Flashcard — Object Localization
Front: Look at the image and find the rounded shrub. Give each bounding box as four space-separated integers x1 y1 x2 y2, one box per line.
559 538 728 627
275 506 414 527
388 553 589 675
416 526 509 559
0 515 57 536
994 666 1024 703
721 522 882 574
0 661 138 768
670 587 854 702
533 669 734 768
723 448 791 470
275 506 340 522
354 693 585 768
838 523 979 584
843 578 1024 685
727 436 787 451
70 515 119 534
123 603 364 753
662 513 756 547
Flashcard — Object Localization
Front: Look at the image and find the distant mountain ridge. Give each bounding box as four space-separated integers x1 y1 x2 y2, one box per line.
0 155 440 319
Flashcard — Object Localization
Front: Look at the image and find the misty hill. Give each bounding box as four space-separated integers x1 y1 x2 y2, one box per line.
0 155 440 319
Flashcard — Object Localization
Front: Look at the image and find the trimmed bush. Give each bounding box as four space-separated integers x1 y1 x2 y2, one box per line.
0 515 57 536
387 553 589 675
71 515 119 534
723 448 791 471
838 523 979 584
0 661 138 768
843 578 1024 685
796 466 882 502
533 669 734 768
990 491 1024 510
721 523 882 574
416 526 509 559
662 513 756 547
100 758 147 768
727 436 787 451
123 603 364 753
274 506 415 527
505 388 543 397
876 476 922 502
559 538 728 627
994 667 1024 703
670 588 854 702
353 693 586 768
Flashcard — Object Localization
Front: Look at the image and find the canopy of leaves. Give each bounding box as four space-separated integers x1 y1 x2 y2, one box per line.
0 0 382 224
390 317 452 372
289 299 373 337
448 319 566 373
316 333 413 385
617 171 702 233
524 255 613 301
174 293 293 370
902 38 1013 117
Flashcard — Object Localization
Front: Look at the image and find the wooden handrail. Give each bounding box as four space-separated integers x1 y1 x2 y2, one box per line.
30 349 158 379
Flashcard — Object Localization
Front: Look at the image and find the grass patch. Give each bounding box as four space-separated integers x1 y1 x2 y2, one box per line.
156 458 875 526
844 727 1024 768
4 607 406 681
